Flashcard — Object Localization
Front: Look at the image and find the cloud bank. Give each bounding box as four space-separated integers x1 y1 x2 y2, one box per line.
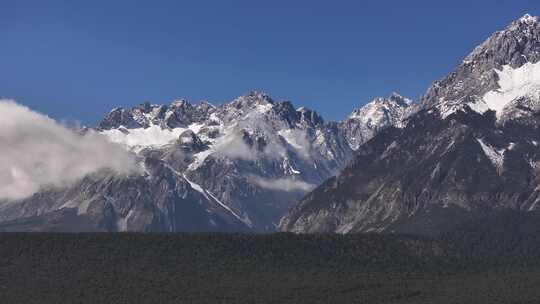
0 100 138 201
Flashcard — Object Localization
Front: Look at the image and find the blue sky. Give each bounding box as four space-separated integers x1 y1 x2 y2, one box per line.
2 0 540 124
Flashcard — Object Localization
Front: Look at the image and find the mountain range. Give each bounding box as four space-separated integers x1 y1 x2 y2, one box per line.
0 87 411 231
1 14 539 236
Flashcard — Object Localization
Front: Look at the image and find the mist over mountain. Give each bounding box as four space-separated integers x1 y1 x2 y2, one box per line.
0 100 137 201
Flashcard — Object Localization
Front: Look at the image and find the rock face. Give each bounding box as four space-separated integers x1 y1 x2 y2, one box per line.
280 15 540 235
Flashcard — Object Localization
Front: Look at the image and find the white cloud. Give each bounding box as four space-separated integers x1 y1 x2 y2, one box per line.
214 130 258 160
278 129 311 159
0 100 138 201
249 175 315 192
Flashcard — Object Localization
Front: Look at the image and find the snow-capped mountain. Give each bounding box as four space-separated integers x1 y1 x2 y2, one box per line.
94 90 414 232
281 14 540 235
6 90 405 232
424 13 540 120
340 93 414 150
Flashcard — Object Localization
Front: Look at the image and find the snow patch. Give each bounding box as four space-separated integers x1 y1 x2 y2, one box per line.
205 190 253 228
430 163 441 180
483 61 540 118
476 138 505 171
188 149 214 171
438 98 490 119
117 209 135 231
256 103 273 114
101 123 207 153
59 199 91 215
183 174 210 201
467 99 490 114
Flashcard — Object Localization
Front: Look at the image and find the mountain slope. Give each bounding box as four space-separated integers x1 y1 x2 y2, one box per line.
281 14 540 235
0 158 250 232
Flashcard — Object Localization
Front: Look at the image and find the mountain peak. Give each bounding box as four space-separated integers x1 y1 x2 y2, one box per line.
517 13 538 25
390 91 405 99
198 100 214 107
353 93 413 113
505 13 539 32
171 99 191 107
461 14 540 65
226 90 275 115
342 93 413 150
231 90 274 106
244 90 273 102
389 92 414 106
422 13 540 114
